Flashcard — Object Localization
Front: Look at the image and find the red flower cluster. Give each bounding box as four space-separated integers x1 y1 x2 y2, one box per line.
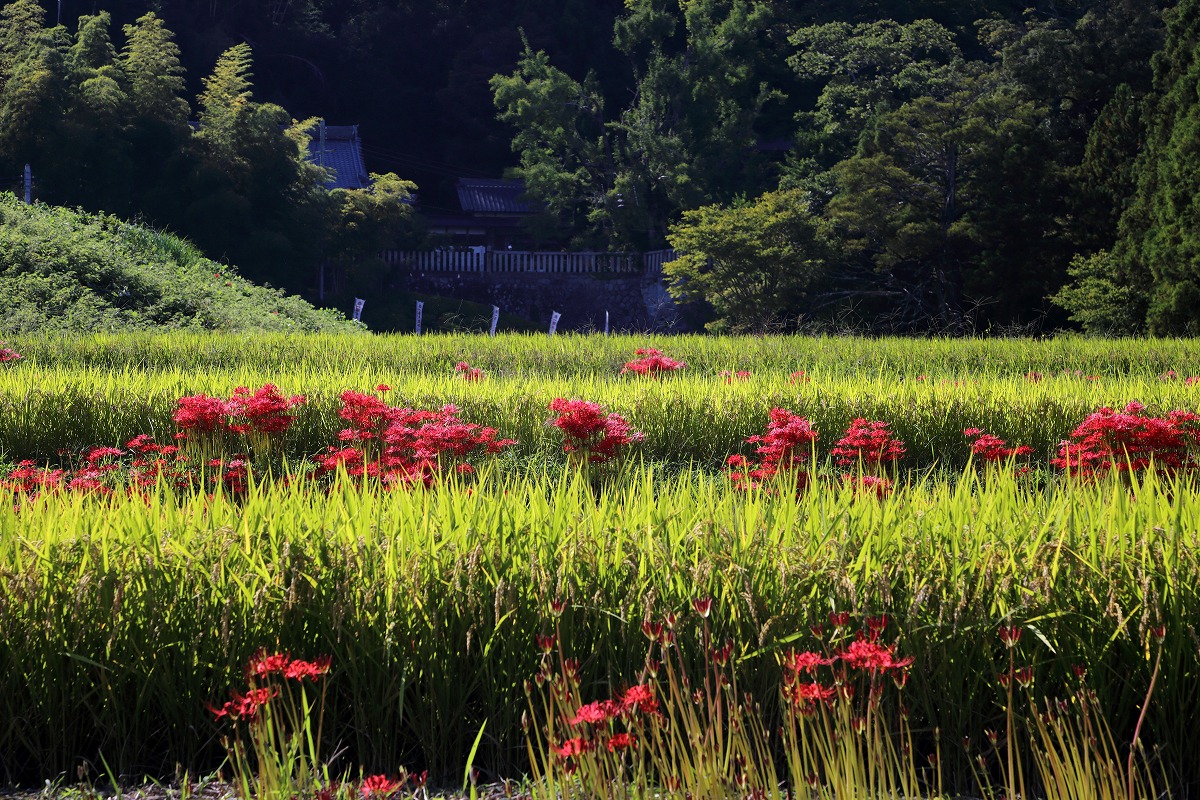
208 686 278 722
227 385 307 435
174 384 305 438
1050 401 1200 477
726 408 818 490
360 775 402 798
2 434 221 502
621 347 686 376
781 621 913 709
963 428 1034 462
839 474 893 498
4 461 66 497
830 419 906 467
455 361 485 381
554 683 656 759
211 651 332 724
548 398 644 465
173 393 230 433
246 649 332 681
0 341 22 364
720 370 751 383
318 397 514 486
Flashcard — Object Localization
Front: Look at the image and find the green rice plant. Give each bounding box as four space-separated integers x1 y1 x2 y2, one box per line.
1 354 1198 470
6 331 1200 377
0 464 1194 790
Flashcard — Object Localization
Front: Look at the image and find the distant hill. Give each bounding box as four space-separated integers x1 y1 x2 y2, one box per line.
0 195 359 334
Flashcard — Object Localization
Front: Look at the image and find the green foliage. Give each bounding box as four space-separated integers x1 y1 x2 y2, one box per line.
4 330 1200 467
1062 0 1200 335
826 67 1060 329
495 1 792 249
665 189 832 331
490 38 608 245
785 17 961 177
0 195 358 334
1 447 1197 788
119 12 189 125
1052 250 1151 334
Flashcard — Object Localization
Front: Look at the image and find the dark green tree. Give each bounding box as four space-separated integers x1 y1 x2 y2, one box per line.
824 66 1058 329
186 42 330 288
664 188 833 331
1056 0 1200 334
0 6 71 199
494 1 793 249
782 18 961 192
120 12 189 126
490 37 611 245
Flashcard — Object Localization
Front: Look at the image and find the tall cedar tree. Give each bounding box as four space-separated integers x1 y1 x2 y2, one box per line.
1111 0 1200 334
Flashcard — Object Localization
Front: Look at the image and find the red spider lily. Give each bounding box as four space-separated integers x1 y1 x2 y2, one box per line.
692 597 713 617
375 384 391 392
337 390 393 443
0 342 23 363
831 419 906 466
789 370 810 384
455 361 485 381
866 615 889 636
641 619 663 640
963 429 1034 462
621 347 686 376
838 638 913 671
786 682 836 707
173 393 233 432
550 598 567 616
1025 371 1043 382
125 434 162 454
3 462 64 497
1051 402 1200 477
555 737 594 758
535 633 557 654
571 700 617 725
728 408 817 491
548 398 643 465
720 370 751 383
620 684 658 715
828 612 851 628
607 732 636 752
710 639 734 666
247 650 291 677
85 446 124 465
318 398 514 485
227 384 306 436
284 656 332 680
998 626 1022 647
359 775 402 798
784 650 834 674
208 686 277 722
1015 666 1034 688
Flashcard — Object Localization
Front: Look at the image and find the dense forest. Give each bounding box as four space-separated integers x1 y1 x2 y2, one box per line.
1 0 1197 333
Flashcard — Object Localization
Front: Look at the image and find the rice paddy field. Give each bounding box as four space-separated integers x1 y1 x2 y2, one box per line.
1 332 1199 796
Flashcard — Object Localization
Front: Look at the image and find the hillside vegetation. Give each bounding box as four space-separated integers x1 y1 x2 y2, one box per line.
0 196 359 334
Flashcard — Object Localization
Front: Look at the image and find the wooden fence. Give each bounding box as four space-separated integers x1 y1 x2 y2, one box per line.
381 249 677 275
